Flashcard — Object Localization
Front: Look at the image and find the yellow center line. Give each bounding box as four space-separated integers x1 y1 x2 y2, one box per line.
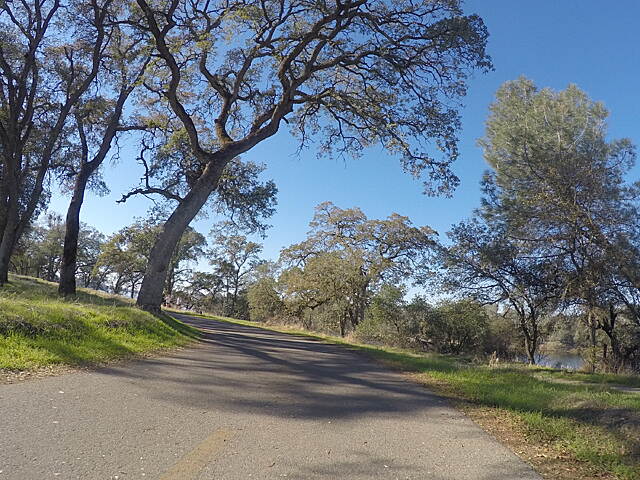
159 429 232 480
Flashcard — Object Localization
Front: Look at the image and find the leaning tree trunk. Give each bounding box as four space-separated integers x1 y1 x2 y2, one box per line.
136 163 227 312
59 169 93 296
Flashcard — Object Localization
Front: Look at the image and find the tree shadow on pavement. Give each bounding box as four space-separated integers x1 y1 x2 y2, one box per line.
99 315 451 421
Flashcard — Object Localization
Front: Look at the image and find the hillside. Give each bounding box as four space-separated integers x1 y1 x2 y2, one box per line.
0 275 198 371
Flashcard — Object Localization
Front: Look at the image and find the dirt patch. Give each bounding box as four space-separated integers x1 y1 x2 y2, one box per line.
0 364 83 385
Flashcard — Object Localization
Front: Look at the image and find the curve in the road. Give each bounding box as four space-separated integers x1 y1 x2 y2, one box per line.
0 314 541 480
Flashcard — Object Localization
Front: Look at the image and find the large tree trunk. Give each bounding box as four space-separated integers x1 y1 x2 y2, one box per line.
0 224 17 284
0 157 49 284
525 337 537 365
59 169 92 296
230 274 240 317
586 310 598 372
0 185 19 284
0 175 9 245
58 84 137 296
599 305 623 371
136 164 226 312
114 273 125 296
339 313 347 337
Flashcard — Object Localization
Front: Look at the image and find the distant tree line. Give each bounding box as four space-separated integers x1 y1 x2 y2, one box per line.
11 212 264 319
11 77 640 374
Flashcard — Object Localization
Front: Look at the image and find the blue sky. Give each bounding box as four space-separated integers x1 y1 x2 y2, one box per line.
47 0 640 264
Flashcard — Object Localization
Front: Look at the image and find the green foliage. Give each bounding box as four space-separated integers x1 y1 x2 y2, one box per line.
211 160 278 235
280 202 436 335
482 307 522 358
94 218 205 298
280 251 365 332
93 220 154 297
0 275 197 370
169 225 266 319
164 227 206 297
11 213 104 285
247 276 284 322
358 284 420 346
443 77 640 369
133 0 491 195
206 224 263 318
421 299 489 355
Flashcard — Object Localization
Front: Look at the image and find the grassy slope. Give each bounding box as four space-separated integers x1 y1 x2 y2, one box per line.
0 275 198 370
184 312 640 480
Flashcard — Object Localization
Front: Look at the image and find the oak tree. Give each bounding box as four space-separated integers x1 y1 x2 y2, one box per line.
125 0 491 310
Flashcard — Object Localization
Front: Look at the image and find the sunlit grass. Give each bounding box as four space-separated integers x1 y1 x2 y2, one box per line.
0 275 198 370
535 368 640 388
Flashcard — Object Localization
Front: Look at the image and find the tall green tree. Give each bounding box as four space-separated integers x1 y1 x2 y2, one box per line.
247 262 284 322
445 77 639 367
124 0 491 311
58 8 151 296
443 220 559 364
208 224 263 317
0 0 115 283
280 251 365 335
281 202 436 335
482 77 637 365
420 299 489 355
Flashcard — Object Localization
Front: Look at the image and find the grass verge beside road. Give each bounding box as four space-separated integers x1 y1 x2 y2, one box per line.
0 275 198 371
186 311 640 480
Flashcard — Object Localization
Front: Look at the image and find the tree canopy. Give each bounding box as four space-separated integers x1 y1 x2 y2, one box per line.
443 77 640 367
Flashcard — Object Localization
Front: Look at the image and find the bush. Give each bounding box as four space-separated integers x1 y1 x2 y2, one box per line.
421 299 488 355
357 285 419 346
247 277 284 322
482 309 521 359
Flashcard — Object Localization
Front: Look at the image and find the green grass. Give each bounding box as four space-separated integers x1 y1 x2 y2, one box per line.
535 368 640 388
185 311 640 480
0 275 199 370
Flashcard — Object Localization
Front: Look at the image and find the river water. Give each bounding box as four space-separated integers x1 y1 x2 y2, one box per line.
518 352 584 370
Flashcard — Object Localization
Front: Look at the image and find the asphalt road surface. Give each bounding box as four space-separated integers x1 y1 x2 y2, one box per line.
0 314 541 480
